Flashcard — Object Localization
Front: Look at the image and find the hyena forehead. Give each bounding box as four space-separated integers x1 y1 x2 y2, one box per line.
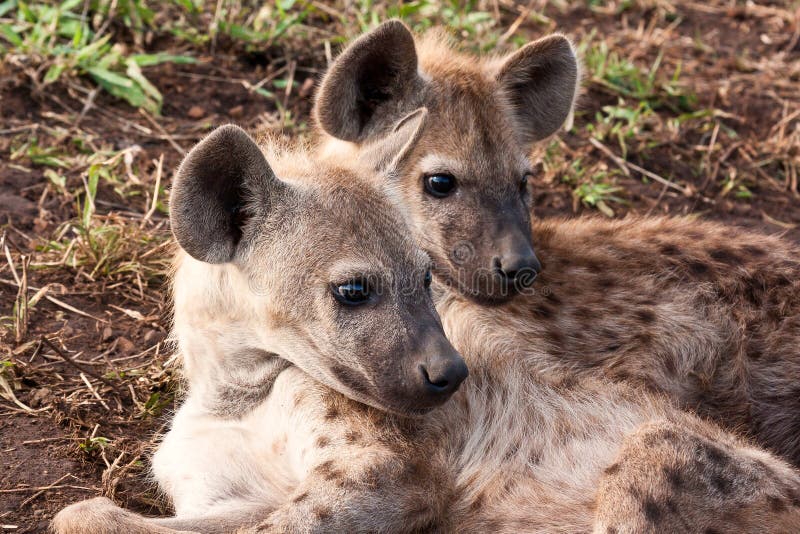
256 170 431 279
416 29 580 136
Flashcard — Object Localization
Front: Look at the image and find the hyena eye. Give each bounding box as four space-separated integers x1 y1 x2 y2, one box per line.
424 270 432 290
332 280 372 306
424 174 457 198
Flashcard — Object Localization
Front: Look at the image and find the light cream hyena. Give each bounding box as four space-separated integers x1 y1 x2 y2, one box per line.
53 125 800 533
314 20 800 465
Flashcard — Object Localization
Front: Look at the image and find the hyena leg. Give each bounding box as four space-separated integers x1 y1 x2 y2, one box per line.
594 420 800 534
249 450 446 533
52 496 273 534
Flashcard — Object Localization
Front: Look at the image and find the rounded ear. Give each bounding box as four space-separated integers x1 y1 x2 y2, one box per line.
494 34 580 147
169 125 283 264
314 19 421 143
357 107 428 175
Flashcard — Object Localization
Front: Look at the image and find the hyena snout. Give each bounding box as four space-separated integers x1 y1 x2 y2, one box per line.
494 230 541 290
411 331 468 405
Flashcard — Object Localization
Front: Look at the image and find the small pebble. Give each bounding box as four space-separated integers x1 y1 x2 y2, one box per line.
116 337 135 354
187 105 206 119
102 326 114 342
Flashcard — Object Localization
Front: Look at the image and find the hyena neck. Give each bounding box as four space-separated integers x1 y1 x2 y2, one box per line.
172 251 293 417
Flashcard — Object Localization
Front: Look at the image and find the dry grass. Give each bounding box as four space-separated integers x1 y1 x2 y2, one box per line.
0 0 798 531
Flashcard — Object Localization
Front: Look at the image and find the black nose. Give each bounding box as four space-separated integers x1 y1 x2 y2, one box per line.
497 248 541 288
419 356 468 397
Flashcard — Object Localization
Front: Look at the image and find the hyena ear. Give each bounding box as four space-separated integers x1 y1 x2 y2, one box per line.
170 125 283 264
358 107 428 176
314 19 421 143
494 34 579 146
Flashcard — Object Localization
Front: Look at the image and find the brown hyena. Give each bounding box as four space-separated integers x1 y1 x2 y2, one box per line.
313 20 800 465
52 125 800 533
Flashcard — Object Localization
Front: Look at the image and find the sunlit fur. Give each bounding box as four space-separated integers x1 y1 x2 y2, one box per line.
53 135 800 534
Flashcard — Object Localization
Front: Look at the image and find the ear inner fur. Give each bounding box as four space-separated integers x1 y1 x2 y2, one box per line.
169 124 285 264
314 19 422 142
494 34 579 145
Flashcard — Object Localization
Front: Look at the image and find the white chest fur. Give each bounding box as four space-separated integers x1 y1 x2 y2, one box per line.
151 368 317 517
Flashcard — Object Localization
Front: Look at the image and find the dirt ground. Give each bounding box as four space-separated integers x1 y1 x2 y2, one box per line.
1 1 798 532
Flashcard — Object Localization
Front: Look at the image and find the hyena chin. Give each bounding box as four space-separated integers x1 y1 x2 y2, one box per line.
313 20 800 466
53 126 800 534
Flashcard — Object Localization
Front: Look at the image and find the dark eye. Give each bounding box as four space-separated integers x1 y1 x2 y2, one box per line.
424 270 432 290
332 280 372 306
424 174 457 198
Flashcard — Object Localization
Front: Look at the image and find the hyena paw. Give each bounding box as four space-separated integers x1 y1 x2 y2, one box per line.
51 497 127 534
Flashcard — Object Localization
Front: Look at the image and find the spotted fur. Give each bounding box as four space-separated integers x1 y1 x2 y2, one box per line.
53 129 800 534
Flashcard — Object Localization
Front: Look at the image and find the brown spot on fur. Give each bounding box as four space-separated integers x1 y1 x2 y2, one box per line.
742 245 766 257
710 248 740 264
596 276 617 289
710 474 734 495
532 303 554 319
634 331 654 346
313 506 332 520
687 259 710 276
324 405 340 420
315 460 335 476
545 291 562 305
642 498 662 523
659 244 682 256
642 428 679 447
700 441 729 466
662 466 683 488
325 468 346 482
635 309 656 324
292 491 309 503
743 276 765 305
604 463 621 476
606 528 618 534
767 495 787 512
316 436 331 448
345 430 362 443
746 342 763 360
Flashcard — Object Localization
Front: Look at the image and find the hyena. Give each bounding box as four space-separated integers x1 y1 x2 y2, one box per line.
313 20 800 465
52 125 800 533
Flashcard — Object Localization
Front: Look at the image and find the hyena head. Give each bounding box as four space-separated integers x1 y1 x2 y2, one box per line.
314 20 579 302
170 123 466 415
